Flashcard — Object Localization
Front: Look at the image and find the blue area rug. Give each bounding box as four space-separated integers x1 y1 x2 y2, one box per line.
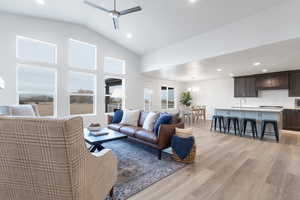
103 139 186 200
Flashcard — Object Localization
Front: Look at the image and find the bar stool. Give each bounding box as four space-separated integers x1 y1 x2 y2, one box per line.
225 117 240 136
261 120 279 142
210 115 225 133
242 118 258 139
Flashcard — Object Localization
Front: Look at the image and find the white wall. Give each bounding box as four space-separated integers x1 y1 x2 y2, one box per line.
142 0 300 72
0 13 183 126
185 78 297 119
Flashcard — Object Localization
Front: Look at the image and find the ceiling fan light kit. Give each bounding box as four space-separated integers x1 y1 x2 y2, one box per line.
84 0 142 31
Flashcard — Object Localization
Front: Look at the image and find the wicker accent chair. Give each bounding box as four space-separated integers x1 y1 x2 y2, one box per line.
0 116 117 200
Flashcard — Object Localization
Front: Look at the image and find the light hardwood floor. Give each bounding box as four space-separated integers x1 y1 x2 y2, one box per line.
129 121 300 200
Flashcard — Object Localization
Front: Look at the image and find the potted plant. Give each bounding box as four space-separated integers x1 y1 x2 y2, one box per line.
180 91 192 107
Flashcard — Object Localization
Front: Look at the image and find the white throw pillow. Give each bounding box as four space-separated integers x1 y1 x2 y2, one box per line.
143 112 159 131
121 109 140 126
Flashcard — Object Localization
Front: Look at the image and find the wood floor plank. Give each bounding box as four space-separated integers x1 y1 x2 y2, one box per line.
128 121 300 200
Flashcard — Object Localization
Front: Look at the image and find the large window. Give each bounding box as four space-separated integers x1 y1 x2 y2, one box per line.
104 57 125 75
17 65 57 116
144 88 153 112
16 36 57 64
69 39 97 70
161 86 175 109
68 39 97 115
105 77 125 113
68 72 96 115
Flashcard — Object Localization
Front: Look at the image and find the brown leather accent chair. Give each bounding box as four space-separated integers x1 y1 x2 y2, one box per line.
107 112 184 159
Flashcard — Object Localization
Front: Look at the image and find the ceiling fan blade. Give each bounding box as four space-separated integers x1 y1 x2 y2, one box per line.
84 0 111 13
113 18 119 31
120 6 142 15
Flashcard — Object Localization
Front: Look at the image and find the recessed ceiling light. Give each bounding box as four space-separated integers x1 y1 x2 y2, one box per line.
229 73 234 77
253 62 261 66
262 69 268 73
36 0 45 6
189 0 197 3
217 68 222 72
126 33 133 39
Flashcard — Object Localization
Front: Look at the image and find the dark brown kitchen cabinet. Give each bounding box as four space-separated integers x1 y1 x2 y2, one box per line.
283 109 300 131
256 72 288 90
234 76 258 97
289 70 300 97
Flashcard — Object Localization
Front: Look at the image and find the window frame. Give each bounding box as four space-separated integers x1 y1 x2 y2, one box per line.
160 86 176 110
144 88 153 112
16 35 58 65
68 38 98 71
104 75 126 114
16 64 58 117
68 71 97 116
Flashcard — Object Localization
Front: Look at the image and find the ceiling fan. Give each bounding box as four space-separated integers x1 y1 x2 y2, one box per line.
84 0 142 31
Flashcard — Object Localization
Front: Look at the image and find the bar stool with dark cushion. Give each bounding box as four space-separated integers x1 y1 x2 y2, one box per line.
225 117 240 136
261 120 279 142
242 118 258 139
210 115 225 133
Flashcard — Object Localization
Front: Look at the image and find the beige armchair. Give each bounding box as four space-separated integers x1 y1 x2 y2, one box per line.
0 116 117 200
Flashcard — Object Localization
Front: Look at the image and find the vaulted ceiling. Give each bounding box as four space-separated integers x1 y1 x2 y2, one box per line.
0 0 285 55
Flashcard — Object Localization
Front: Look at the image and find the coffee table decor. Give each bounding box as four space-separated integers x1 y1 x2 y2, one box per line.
84 128 127 152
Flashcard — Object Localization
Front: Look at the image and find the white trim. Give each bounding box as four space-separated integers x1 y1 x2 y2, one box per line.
68 38 97 70
16 35 58 65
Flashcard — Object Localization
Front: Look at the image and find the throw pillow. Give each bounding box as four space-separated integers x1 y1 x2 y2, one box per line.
154 114 172 134
112 109 123 124
120 109 140 126
142 112 159 131
160 112 180 124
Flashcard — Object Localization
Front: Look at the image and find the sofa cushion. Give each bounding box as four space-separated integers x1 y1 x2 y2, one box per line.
120 126 142 137
112 109 123 124
121 109 140 126
135 129 158 144
108 123 124 131
154 114 172 134
138 111 149 127
142 112 159 131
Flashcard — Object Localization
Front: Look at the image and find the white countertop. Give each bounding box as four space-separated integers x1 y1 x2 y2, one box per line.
215 107 283 113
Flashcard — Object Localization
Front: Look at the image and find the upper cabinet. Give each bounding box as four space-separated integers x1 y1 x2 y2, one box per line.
256 72 288 90
234 76 258 97
289 70 300 97
234 70 300 98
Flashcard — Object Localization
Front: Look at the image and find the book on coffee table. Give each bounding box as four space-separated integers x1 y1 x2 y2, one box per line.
89 128 109 136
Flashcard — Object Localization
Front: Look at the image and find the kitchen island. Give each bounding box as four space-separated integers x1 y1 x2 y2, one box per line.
214 107 283 137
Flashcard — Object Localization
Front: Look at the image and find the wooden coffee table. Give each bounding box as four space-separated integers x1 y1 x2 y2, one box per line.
84 128 127 152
